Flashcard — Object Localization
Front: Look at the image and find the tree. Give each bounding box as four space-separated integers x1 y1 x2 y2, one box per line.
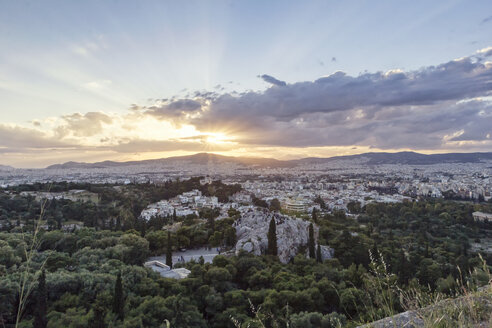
208 216 215 233
267 218 278 256
308 223 315 259
208 231 222 247
91 294 107 328
316 244 322 263
253 196 268 208
119 233 149 265
313 196 326 210
347 201 362 214
312 208 318 224
224 227 236 247
269 198 281 212
166 231 173 268
113 272 124 320
33 270 47 328
172 208 177 222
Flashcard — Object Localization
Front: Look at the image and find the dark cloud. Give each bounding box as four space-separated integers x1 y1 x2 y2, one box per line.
194 53 492 127
132 47 492 151
448 107 492 141
145 99 203 121
259 74 287 87
221 100 491 150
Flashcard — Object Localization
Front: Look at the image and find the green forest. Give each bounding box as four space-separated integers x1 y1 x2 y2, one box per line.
1 180 492 327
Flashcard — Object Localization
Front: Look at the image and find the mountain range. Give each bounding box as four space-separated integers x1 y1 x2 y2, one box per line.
42 151 492 170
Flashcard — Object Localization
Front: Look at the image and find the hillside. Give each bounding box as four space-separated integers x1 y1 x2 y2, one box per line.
45 151 492 170
359 286 492 327
46 153 292 169
296 151 492 165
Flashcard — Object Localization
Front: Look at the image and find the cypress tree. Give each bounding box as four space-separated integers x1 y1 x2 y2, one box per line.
33 269 47 328
112 272 124 319
172 209 177 223
371 242 379 259
316 244 322 263
308 223 315 258
166 231 173 268
312 208 318 224
91 295 106 328
208 216 215 232
267 218 278 256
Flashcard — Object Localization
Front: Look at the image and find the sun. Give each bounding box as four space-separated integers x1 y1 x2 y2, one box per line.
204 133 231 144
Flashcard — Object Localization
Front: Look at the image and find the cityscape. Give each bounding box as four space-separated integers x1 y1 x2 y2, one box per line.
1 1 492 327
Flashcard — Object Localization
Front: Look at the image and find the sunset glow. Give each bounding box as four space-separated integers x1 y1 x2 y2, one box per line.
0 0 491 168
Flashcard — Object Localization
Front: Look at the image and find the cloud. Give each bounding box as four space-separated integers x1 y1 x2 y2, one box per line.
477 46 492 56
258 74 287 87
481 15 492 24
144 99 203 122
108 138 235 153
3 47 492 165
56 112 113 137
70 35 107 57
0 124 74 153
134 48 492 151
83 80 112 91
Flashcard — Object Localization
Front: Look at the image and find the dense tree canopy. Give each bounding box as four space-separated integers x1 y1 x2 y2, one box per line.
1 181 492 327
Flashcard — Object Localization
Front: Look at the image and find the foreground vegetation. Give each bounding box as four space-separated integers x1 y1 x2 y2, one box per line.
1 181 492 327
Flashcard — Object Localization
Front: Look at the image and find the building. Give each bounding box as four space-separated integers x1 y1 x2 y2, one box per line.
144 260 191 279
472 211 492 222
283 198 308 212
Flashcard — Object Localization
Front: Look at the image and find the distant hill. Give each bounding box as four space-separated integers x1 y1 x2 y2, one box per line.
295 151 492 165
46 153 291 169
45 151 492 170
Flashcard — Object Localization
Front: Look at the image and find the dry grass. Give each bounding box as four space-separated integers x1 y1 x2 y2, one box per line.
361 253 492 328
14 198 49 327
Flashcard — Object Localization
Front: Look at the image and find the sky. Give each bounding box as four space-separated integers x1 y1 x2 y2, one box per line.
0 0 492 168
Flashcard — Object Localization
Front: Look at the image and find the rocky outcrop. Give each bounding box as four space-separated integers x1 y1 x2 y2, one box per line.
234 209 333 263
357 311 423 328
319 245 334 261
357 289 492 328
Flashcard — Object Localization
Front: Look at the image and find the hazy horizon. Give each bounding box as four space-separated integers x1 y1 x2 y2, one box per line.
1 0 492 167
4 149 492 170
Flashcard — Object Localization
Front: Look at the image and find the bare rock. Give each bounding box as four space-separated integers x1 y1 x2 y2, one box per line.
320 245 334 261
234 209 327 263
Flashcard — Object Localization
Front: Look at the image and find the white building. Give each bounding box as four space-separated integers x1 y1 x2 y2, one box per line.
144 260 191 279
472 211 492 222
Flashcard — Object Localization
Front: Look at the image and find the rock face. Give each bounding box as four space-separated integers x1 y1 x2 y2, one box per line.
357 311 423 328
234 209 333 263
319 245 334 261
357 290 492 328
